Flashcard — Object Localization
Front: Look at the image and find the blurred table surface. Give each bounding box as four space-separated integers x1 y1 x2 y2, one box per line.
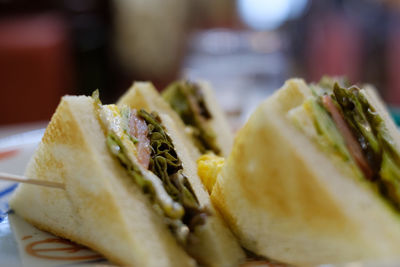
0 122 47 139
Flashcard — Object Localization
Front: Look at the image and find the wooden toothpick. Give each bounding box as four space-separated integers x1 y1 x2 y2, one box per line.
0 172 65 190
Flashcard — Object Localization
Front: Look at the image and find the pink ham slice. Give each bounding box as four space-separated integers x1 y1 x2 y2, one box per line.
128 110 151 169
322 95 373 179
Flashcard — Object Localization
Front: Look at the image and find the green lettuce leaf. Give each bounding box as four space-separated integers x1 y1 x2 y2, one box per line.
138 110 207 235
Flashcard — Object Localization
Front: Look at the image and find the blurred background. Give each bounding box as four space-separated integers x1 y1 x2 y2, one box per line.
1 0 400 130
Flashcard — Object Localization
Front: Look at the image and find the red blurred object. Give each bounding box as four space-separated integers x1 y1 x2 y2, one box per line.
0 13 74 125
305 13 363 83
387 18 400 105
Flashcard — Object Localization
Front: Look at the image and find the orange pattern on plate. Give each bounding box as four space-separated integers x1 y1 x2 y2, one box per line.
25 238 103 261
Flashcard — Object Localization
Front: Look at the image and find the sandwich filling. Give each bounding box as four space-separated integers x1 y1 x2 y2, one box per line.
162 81 220 155
288 78 400 211
92 91 207 246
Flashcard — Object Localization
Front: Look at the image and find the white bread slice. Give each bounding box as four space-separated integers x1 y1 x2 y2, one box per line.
211 79 400 266
117 85 246 267
9 96 195 267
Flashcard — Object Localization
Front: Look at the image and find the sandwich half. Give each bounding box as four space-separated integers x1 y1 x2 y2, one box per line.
9 92 244 266
208 78 400 266
117 82 246 266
